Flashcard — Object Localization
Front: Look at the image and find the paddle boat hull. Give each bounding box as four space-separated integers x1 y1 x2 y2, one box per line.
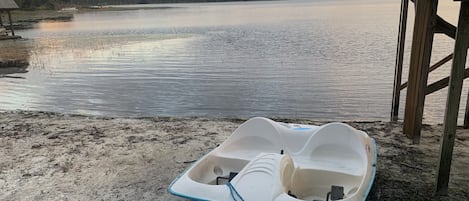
169 117 376 201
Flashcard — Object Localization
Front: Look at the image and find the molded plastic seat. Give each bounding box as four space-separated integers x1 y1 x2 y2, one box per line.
295 123 368 176
215 117 285 160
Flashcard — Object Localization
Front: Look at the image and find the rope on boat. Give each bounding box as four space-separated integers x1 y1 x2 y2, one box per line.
226 182 245 201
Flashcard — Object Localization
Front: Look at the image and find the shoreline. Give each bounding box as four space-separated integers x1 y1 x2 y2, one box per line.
0 110 468 200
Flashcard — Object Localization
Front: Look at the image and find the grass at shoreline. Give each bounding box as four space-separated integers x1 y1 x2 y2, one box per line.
9 5 180 24
1 6 180 68
0 39 32 68
0 8 93 68
11 10 73 22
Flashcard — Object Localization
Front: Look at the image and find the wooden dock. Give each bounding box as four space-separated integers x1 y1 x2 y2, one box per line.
0 0 20 39
391 0 469 195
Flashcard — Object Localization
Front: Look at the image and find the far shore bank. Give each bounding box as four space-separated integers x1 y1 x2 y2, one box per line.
0 110 468 200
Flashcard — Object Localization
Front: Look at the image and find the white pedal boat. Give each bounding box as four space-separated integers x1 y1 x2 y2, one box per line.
169 117 376 201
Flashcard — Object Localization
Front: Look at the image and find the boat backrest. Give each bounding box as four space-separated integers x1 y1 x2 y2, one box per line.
303 123 367 157
295 123 368 176
276 124 319 154
216 117 284 159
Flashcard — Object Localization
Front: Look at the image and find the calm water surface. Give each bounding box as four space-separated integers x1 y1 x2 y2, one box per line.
0 0 464 123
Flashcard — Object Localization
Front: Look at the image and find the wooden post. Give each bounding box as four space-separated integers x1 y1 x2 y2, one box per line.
436 1 469 195
391 0 409 122
464 88 469 129
0 11 4 27
403 0 438 143
7 11 14 36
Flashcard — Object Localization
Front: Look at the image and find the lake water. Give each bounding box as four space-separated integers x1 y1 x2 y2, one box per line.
0 0 465 123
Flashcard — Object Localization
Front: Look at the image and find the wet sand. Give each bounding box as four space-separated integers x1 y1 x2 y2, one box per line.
0 110 468 200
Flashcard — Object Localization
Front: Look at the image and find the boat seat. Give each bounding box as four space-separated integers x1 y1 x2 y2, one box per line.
216 117 284 161
296 145 364 176
295 123 367 176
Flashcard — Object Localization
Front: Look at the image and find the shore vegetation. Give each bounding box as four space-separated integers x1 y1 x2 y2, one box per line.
13 0 261 10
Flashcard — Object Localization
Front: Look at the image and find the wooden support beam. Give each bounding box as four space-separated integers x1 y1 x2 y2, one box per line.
436 1 469 195
7 11 14 36
429 53 453 72
464 88 469 128
391 0 410 121
435 15 457 39
425 68 469 95
403 0 438 143
400 53 454 90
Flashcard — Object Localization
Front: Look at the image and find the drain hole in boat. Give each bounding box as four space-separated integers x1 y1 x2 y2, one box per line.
213 166 223 176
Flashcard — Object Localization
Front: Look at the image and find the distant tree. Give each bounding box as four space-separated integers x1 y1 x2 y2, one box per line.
14 0 256 9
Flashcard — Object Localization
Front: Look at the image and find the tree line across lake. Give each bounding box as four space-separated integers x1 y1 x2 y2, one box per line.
14 0 255 9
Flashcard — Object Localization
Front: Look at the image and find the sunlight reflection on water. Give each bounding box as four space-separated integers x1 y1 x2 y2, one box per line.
0 0 466 124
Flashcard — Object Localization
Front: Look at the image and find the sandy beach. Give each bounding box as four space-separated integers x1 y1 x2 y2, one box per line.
0 110 467 200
